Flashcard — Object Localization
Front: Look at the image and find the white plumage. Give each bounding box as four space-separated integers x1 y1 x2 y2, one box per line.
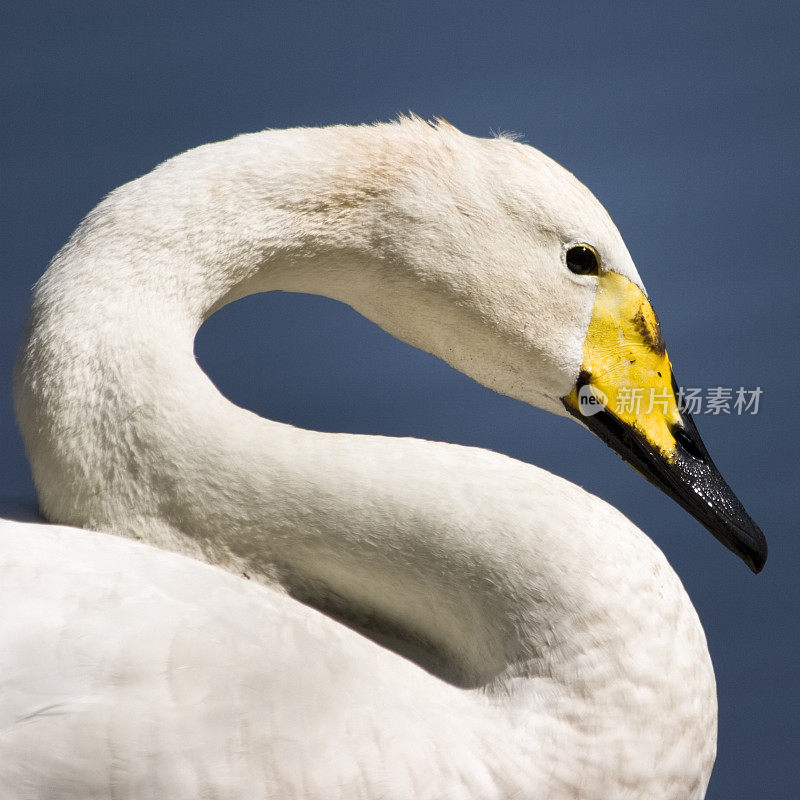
3 119 720 798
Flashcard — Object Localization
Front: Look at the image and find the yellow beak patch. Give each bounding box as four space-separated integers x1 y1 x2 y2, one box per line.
564 271 682 459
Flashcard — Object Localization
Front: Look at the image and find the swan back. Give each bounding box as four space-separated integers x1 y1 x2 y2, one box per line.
1 473 715 799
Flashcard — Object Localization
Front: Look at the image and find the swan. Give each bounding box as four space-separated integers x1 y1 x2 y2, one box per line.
2 117 766 799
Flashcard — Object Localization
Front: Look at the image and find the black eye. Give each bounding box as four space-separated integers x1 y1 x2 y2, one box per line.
565 244 600 276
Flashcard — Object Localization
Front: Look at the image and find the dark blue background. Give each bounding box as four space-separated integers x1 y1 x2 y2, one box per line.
3 2 798 795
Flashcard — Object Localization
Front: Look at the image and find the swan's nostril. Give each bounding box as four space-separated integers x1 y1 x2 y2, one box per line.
672 423 704 461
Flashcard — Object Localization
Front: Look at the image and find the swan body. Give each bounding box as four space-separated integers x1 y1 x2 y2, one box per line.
0 484 714 799
4 118 763 797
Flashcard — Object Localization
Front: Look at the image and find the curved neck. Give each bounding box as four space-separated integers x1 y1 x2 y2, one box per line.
14 124 715 792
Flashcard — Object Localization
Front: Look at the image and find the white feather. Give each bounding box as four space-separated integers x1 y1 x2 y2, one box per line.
5 119 716 798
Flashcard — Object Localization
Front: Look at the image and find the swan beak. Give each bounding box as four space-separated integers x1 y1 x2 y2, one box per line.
562 271 767 573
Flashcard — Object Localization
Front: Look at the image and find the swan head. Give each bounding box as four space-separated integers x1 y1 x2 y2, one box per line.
349 120 766 571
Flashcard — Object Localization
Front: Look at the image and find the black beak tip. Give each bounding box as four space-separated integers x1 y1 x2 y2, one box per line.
670 418 768 574
749 551 766 575
735 524 767 574
564 392 768 574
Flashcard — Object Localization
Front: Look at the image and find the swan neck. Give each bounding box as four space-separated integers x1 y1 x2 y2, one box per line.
13 127 716 793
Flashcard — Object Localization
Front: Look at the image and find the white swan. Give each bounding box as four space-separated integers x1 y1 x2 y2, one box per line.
3 118 765 799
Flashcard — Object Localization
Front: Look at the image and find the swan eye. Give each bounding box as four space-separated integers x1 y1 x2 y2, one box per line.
565 245 600 276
